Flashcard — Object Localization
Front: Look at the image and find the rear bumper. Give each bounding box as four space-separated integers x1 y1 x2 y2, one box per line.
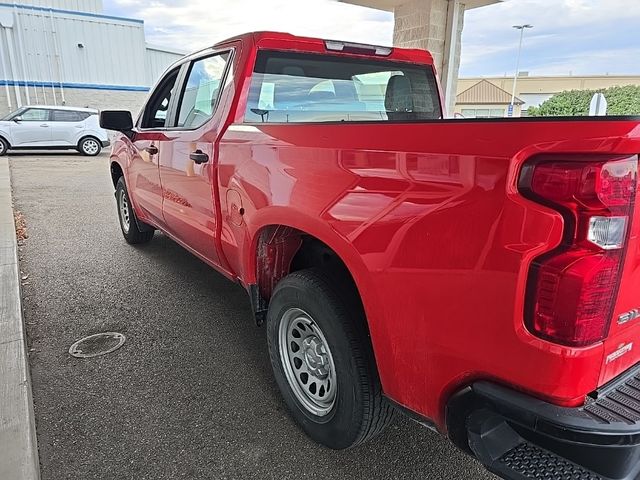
450 364 640 479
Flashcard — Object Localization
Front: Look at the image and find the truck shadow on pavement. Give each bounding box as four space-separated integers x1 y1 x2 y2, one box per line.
118 232 495 480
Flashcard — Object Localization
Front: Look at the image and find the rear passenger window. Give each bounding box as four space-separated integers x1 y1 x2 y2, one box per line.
244 50 442 123
175 52 230 129
52 110 86 122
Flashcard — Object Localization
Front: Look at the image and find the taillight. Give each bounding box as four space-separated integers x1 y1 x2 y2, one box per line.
520 155 638 347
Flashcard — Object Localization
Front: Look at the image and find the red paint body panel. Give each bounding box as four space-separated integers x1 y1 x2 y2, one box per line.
109 32 640 431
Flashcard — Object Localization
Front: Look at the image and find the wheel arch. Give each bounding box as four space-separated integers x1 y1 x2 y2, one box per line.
110 159 124 188
245 213 385 377
77 134 101 148
246 215 373 308
0 133 10 148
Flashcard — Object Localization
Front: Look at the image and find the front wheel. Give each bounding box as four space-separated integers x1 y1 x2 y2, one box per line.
78 137 102 156
267 269 395 449
115 177 154 244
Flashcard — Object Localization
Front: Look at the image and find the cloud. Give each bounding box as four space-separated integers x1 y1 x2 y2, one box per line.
104 0 639 76
461 0 640 76
524 46 640 76
106 0 393 51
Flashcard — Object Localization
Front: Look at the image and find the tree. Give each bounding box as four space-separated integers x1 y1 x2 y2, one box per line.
527 85 640 116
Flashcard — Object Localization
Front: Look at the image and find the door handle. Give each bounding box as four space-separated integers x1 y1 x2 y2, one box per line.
40 124 49 127
144 145 158 155
189 150 209 164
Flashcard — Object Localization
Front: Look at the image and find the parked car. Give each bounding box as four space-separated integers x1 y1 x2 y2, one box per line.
101 32 640 480
0 105 109 156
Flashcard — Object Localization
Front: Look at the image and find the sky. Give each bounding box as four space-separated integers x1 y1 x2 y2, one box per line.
102 0 640 77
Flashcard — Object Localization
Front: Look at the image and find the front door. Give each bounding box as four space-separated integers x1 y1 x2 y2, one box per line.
159 50 232 267
11 108 52 146
127 66 182 227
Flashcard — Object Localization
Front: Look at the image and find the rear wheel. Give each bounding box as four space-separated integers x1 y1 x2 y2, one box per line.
115 176 154 244
78 136 102 156
0 137 8 156
267 269 395 449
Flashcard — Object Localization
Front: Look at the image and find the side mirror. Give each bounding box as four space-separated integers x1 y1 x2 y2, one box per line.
100 110 134 136
13 116 22 123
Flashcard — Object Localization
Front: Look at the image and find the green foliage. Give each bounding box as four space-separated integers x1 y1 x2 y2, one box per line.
527 85 640 117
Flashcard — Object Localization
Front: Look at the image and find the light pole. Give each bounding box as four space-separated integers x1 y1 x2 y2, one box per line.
510 24 533 115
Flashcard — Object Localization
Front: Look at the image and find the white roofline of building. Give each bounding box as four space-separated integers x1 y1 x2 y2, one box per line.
145 43 188 56
0 2 143 24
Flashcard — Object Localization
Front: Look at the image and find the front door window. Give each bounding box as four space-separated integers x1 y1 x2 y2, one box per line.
20 109 50 121
140 68 180 129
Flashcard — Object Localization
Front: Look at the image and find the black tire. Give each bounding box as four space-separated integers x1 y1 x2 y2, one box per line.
115 176 154 244
78 136 102 156
0 137 8 156
267 268 395 449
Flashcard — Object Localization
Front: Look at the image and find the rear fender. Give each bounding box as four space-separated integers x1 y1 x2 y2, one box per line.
245 208 375 303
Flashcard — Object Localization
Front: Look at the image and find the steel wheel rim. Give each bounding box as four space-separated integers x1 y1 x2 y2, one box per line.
83 139 99 155
118 189 130 233
278 307 337 417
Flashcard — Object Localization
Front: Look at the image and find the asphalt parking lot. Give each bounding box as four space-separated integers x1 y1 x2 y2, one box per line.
9 152 495 480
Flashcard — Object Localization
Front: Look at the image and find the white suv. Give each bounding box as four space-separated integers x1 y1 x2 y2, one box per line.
0 105 110 156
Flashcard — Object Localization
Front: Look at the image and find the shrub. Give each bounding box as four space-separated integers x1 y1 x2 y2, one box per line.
527 85 640 116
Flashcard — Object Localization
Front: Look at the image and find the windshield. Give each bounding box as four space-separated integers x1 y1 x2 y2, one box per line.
244 50 442 123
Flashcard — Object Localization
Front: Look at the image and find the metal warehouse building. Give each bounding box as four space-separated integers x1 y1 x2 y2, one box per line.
0 0 184 116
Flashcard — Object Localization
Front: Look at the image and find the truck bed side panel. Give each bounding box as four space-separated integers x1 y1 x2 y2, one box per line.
218 118 640 427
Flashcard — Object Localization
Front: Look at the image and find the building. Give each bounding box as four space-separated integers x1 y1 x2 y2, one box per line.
340 0 503 114
455 79 523 118
456 75 640 117
0 0 185 116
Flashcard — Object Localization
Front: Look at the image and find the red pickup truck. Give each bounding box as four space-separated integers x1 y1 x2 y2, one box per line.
101 31 640 479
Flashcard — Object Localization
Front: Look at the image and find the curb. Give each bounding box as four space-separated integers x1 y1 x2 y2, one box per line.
0 157 40 480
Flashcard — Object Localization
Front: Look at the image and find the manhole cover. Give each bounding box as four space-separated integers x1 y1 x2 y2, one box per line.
69 332 126 358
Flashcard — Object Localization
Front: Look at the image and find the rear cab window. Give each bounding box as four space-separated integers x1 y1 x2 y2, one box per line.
244 50 442 123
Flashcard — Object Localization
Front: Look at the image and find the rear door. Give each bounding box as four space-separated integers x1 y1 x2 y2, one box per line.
127 65 183 226
158 49 233 267
49 109 87 146
11 108 52 146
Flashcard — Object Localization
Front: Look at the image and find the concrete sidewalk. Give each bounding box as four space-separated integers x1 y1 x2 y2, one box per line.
0 157 39 480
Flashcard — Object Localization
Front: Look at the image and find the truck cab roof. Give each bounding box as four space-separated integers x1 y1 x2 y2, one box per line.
190 31 435 66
